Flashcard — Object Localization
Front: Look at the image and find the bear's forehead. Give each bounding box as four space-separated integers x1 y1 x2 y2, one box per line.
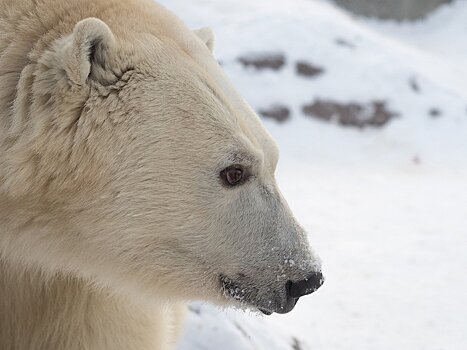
115 11 279 170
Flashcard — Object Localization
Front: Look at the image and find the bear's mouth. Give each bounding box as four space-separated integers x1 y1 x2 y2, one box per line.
258 307 273 315
219 274 253 304
219 274 297 315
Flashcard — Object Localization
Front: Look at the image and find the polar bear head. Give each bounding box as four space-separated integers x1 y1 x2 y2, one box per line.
3 13 323 314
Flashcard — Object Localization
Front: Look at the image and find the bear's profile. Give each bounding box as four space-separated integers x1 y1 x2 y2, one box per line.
0 0 323 349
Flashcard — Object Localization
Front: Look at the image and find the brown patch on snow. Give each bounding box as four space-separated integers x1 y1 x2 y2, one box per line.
302 99 398 128
238 53 286 71
296 60 324 78
258 105 291 123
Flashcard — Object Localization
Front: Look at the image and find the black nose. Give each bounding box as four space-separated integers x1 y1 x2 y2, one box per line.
287 271 324 298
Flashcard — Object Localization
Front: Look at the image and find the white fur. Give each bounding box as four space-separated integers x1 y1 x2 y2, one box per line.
0 0 321 349
193 27 216 52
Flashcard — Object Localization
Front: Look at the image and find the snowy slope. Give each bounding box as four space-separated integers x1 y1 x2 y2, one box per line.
155 0 467 349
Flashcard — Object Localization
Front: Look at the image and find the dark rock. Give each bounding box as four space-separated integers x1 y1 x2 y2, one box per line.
409 78 420 93
233 322 250 339
258 105 291 123
238 53 286 71
188 305 201 315
335 38 356 49
429 108 442 118
302 99 398 128
296 60 324 78
291 337 303 350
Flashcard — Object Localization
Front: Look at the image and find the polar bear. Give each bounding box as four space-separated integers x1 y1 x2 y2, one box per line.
0 0 324 349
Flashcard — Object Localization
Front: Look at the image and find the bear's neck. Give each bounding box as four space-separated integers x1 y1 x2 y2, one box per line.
0 0 54 134
0 259 177 350
0 0 110 135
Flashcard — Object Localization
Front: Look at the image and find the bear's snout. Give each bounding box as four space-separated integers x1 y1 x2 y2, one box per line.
221 267 324 315
269 270 324 315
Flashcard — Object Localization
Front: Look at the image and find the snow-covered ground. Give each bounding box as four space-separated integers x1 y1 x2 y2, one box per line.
157 0 467 349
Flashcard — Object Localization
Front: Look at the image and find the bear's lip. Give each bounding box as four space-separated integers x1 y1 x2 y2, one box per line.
257 296 298 315
255 296 298 315
258 307 273 315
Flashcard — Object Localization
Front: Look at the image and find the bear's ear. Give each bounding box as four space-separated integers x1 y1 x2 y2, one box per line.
193 27 215 52
59 17 115 85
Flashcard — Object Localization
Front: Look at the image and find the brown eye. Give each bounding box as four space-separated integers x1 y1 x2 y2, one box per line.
220 165 247 187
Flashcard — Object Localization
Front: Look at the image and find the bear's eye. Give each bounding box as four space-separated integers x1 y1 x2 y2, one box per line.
220 165 247 187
